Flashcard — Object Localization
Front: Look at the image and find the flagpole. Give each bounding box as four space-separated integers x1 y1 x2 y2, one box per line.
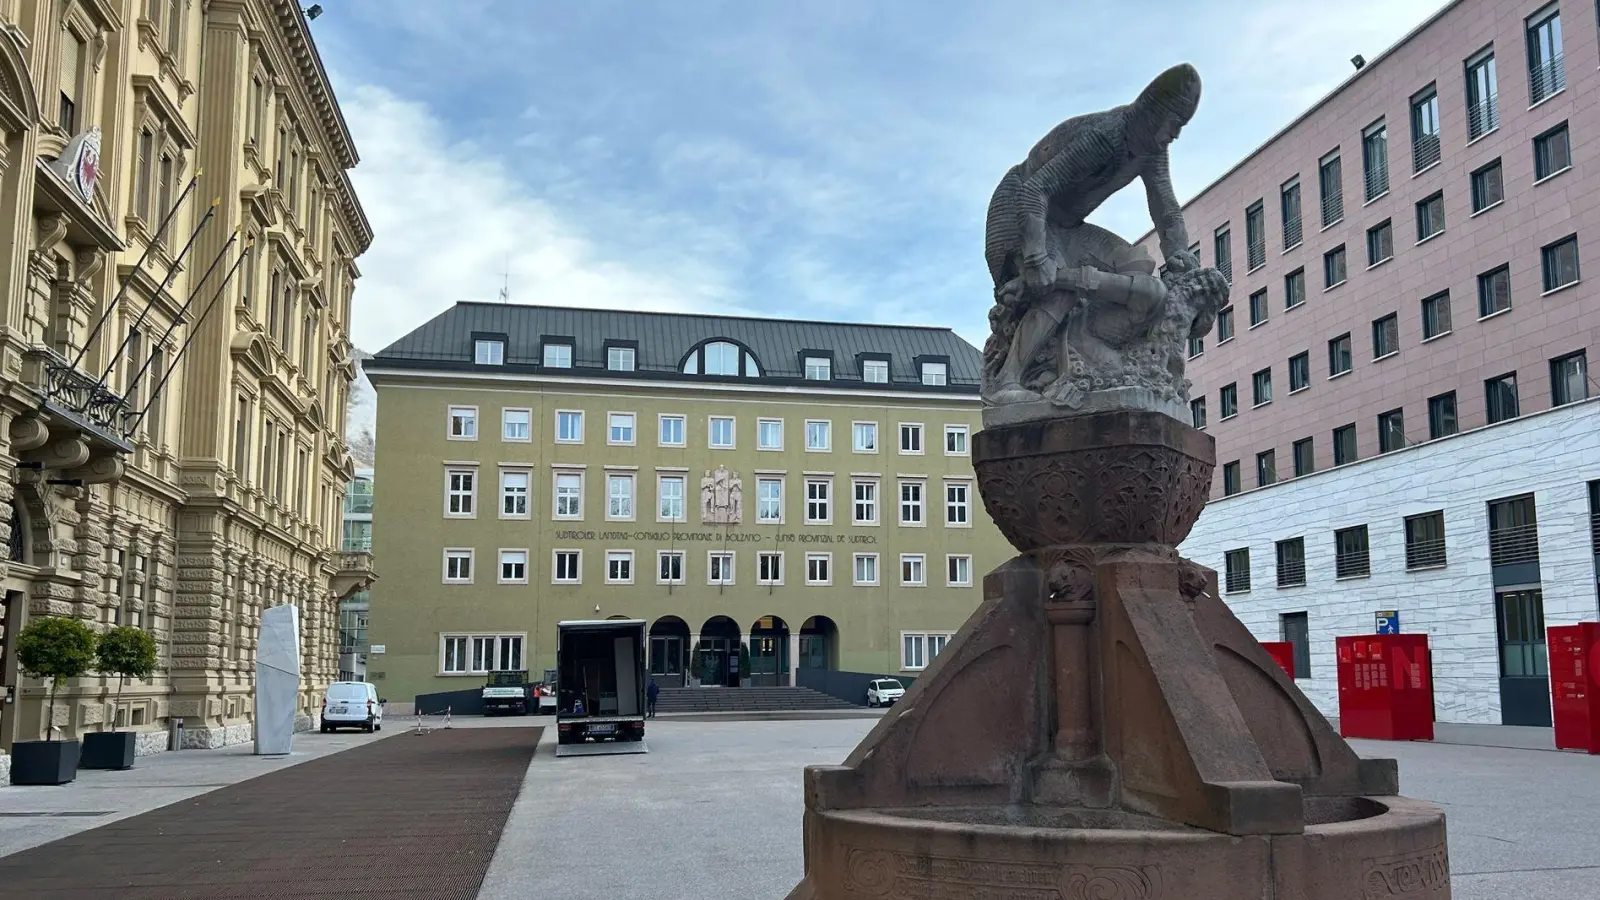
121 229 240 399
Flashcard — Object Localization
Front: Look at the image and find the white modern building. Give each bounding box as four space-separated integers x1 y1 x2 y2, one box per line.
339 467 374 681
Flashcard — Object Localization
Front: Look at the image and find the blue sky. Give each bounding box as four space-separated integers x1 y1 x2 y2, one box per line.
318 0 1448 430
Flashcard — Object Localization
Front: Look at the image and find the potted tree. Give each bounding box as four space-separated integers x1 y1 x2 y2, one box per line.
688 641 704 687
738 643 751 687
12 616 98 785
82 626 158 770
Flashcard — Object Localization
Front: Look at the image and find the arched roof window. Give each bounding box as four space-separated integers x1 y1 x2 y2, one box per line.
682 340 762 377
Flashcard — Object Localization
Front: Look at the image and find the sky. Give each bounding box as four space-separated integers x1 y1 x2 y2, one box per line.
316 0 1450 438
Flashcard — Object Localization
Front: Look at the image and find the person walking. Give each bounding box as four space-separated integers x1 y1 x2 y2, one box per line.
647 677 660 718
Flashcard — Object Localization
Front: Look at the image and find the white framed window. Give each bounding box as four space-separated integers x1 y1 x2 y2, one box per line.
497 635 524 672
852 479 878 524
921 362 948 386
502 408 531 442
658 474 686 521
556 409 584 443
757 477 784 523
441 635 468 673
901 632 952 670
607 346 636 371
709 415 735 448
443 548 474 583
441 633 525 676
900 553 926 586
852 421 878 453
804 356 831 380
472 636 495 673
805 419 832 451
552 549 582 584
445 468 476 517
862 359 889 383
758 551 784 585
805 552 832 585
757 418 784 450
499 549 528 584
543 342 573 368
474 339 504 365
944 481 970 526
554 470 583 520
606 472 635 520
946 554 972 587
500 469 530 518
608 412 636 445
899 480 925 525
448 405 478 440
944 425 969 455
853 553 879 585
659 414 686 447
805 478 832 524
606 550 634 584
708 551 735 585
899 423 924 454
657 550 685 585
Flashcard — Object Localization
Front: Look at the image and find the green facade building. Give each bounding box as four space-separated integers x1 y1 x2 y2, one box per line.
362 303 1011 704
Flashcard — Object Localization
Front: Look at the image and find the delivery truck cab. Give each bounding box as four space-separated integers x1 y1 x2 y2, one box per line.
555 619 647 749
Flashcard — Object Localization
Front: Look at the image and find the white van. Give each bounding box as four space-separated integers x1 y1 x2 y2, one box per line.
320 681 384 733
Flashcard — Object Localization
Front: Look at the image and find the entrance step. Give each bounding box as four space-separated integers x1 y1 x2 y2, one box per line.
654 686 859 713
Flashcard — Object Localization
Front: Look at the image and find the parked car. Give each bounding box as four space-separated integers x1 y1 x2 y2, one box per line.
321 681 384 733
866 678 905 708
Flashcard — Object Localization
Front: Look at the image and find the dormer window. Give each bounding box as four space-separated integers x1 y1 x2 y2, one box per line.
607 346 636 372
921 362 948 386
862 360 889 384
543 342 573 368
704 341 739 375
682 340 762 378
804 356 831 381
474 339 504 365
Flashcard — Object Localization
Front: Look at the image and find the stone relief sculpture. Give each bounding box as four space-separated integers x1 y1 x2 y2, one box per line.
981 63 1231 425
701 466 741 524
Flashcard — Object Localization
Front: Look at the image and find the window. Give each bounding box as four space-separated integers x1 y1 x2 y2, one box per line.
1251 368 1272 406
1415 192 1444 242
502 408 531 441
1486 372 1520 423
1466 50 1499 140
606 550 634 584
1378 409 1406 452
1213 225 1233 282
1190 398 1207 429
1188 335 1203 358
135 129 155 220
442 636 468 674
1428 392 1458 439
1288 352 1310 393
708 552 734 585
606 473 634 520
1534 122 1571 180
1362 121 1389 200
1542 235 1580 291
1224 548 1250 593
921 362 948 386
499 550 528 583
1411 86 1441 171
1249 289 1268 326
903 634 927 670
1334 526 1371 578
700 341 744 376
1293 437 1315 476
658 551 684 584
475 339 504 365
1216 306 1235 341
757 418 783 450
553 549 581 583
1281 613 1311 678
556 410 583 443
1471 159 1504 213
944 425 969 455
758 551 784 585
1478 265 1511 317
659 475 686 521
1323 245 1346 288
444 549 473 583
659 414 685 447
852 479 878 524
607 346 636 371
1222 461 1241 496
446 469 476 516
1333 424 1357 465
1276 538 1306 587
1284 269 1305 309
554 471 583 519
1245 200 1266 270
804 356 832 380
1526 4 1565 105
947 555 972 587
806 478 832 523
1256 450 1276 487
854 553 879 585
59 30 84 132
806 420 832 451
806 553 831 585
608 412 636 445
448 406 477 440
1418 291 1452 340
899 480 925 525
900 554 926 586
1220 383 1238 418
1328 333 1352 376
1551 351 1589 405
852 421 879 453
899 423 923 454
945 481 970 525
756 477 783 523
501 470 530 518
1372 313 1399 359
1281 178 1302 249
707 416 735 448
1366 220 1393 266
1405 511 1448 569
542 342 573 368
1318 151 1344 226
862 359 889 383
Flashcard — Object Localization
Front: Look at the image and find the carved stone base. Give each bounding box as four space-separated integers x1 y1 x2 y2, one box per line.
981 386 1187 430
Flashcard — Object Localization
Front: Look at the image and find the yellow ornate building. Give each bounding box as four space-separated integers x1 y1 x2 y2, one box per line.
0 0 374 755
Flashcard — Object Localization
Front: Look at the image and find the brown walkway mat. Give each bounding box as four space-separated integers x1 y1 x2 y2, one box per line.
0 726 542 900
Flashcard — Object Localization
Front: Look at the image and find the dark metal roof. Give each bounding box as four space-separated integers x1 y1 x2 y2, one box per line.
368 302 983 393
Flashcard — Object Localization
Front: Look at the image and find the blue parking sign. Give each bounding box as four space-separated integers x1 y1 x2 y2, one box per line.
1375 610 1400 634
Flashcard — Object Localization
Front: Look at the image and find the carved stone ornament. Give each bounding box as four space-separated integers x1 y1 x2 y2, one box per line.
699 465 742 525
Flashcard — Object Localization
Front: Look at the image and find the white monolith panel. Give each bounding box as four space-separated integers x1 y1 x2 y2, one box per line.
254 604 302 755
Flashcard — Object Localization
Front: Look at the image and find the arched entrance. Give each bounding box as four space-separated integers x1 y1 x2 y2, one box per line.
696 615 741 687
799 616 839 672
649 615 690 687
748 615 790 686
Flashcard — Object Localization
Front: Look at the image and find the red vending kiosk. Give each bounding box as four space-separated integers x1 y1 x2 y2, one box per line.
1548 623 1600 754
1260 641 1296 679
1335 634 1434 741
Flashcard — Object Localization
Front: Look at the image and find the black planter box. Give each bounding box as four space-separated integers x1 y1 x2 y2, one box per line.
80 731 137 770
10 739 80 785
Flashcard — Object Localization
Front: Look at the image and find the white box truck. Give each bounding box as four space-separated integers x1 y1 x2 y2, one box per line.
555 619 648 754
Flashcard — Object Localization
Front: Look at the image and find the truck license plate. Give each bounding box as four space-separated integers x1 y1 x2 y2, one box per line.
589 724 615 735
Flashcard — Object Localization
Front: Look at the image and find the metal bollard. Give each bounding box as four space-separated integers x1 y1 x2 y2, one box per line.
168 716 184 751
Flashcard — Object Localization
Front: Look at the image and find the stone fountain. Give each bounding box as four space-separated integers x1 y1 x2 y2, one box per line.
785 64 1450 900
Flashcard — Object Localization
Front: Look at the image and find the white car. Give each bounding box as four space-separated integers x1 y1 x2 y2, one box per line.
866 678 905 708
320 681 384 733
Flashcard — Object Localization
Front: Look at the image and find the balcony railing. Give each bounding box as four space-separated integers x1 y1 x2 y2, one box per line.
342 535 373 552
1412 133 1441 172
1216 256 1232 283
1467 97 1499 139
1283 217 1302 249
1247 238 1266 271
1225 569 1251 593
1321 191 1343 227
1590 512 1600 554
1276 560 1306 588
1363 163 1389 201
31 347 138 440
1530 55 1566 105
1335 550 1370 579
1488 523 1540 567
1405 537 1447 570
344 495 374 516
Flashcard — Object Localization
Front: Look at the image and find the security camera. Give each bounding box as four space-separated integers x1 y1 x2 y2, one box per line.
305 4 323 19
1351 55 1366 70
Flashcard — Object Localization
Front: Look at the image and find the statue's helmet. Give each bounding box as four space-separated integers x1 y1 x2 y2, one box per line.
1134 63 1202 127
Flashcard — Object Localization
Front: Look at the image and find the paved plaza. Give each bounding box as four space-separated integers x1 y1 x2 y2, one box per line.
0 714 1595 898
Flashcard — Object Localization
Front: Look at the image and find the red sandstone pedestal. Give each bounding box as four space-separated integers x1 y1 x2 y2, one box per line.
786 410 1450 900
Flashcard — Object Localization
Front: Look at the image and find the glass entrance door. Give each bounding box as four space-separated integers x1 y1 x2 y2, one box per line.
1495 589 1551 726
699 638 730 686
